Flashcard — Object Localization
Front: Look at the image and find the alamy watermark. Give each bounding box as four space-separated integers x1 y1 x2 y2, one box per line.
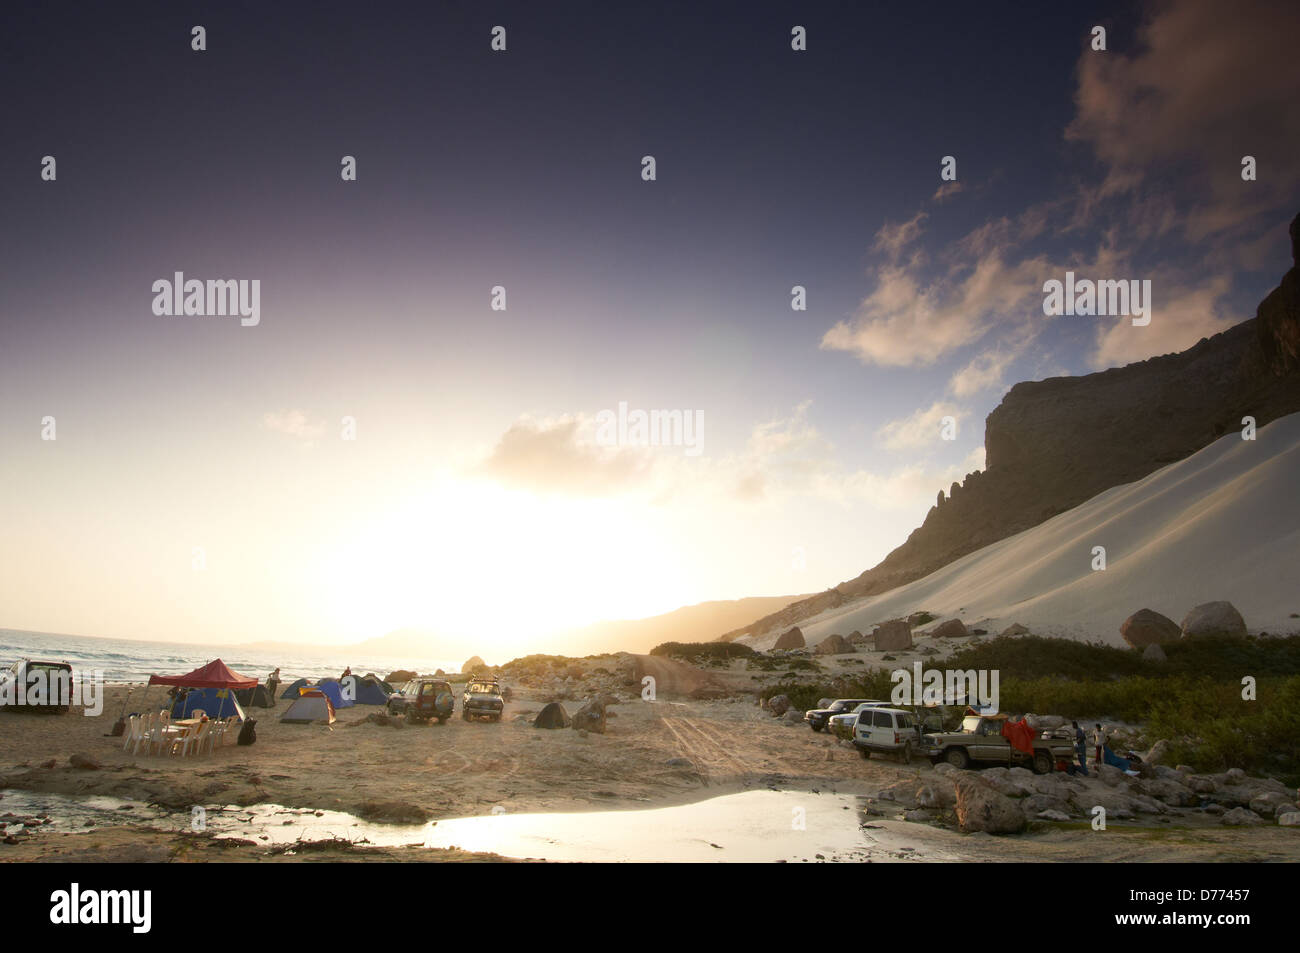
1042 272 1150 326
890 662 999 711
0 665 103 716
595 401 703 456
152 272 260 327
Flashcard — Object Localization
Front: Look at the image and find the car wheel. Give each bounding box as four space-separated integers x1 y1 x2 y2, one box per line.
944 748 970 769
1032 751 1053 775
462 710 469 721
858 746 871 760
810 723 822 732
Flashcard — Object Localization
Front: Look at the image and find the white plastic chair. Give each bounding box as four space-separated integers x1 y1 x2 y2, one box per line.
177 720 210 757
122 714 141 751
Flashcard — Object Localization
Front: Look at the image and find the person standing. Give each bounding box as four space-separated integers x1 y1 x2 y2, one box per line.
1072 720 1089 776
266 667 281 706
1093 722 1106 768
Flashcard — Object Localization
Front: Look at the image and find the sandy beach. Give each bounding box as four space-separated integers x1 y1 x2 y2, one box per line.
3 651 1298 863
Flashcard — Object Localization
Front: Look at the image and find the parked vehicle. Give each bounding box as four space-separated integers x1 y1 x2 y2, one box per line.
462 676 505 722
0 659 73 714
386 678 454 724
922 712 1074 774
852 706 925 762
828 700 891 739
804 698 880 732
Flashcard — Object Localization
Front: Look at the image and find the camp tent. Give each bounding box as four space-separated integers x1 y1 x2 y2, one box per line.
310 679 353 710
343 674 391 706
280 677 311 699
148 658 257 723
281 690 335 725
234 684 274 708
171 686 243 719
533 701 570 729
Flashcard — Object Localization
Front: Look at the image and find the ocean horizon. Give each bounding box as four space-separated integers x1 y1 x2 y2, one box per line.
0 628 461 686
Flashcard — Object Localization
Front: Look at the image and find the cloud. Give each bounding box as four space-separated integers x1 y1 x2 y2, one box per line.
477 415 652 495
262 409 326 445
932 182 964 203
1065 0 1300 240
949 347 1020 398
872 211 928 262
876 401 968 452
1090 273 1235 369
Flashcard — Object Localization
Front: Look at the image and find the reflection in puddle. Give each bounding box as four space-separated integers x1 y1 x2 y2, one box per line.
2 789 951 862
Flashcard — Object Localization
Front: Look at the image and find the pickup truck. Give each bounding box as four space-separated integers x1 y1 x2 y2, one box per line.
923 713 1074 774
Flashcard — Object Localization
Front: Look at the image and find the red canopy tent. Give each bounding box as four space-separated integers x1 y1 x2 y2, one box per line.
148 658 258 690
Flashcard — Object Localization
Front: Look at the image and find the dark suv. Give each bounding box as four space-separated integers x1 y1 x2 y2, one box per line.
0 659 74 714
386 678 454 724
462 677 505 722
803 698 878 732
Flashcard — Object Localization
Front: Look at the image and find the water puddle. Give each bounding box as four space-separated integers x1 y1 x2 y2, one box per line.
1 789 954 862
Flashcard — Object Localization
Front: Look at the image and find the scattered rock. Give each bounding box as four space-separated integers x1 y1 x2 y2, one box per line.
1278 812 1300 827
1120 608 1181 648
999 623 1030 637
767 694 792 717
1142 644 1168 663
814 633 853 655
873 620 913 651
1181 601 1248 639
954 776 1027 834
1037 810 1072 822
931 618 968 640
781 709 804 726
572 698 607 734
773 627 805 650
1221 807 1265 827
68 754 101 771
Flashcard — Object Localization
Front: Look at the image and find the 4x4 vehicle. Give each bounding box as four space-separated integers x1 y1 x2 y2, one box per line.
923 713 1075 774
804 698 879 732
462 676 504 722
852 706 926 762
0 659 74 714
829 700 891 739
386 678 454 724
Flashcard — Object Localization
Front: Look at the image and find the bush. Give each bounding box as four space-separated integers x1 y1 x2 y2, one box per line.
649 641 755 662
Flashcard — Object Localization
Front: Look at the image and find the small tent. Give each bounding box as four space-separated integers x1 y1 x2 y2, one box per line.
280 677 311 699
234 684 274 708
281 690 335 725
171 686 242 719
343 674 391 706
533 702 570 729
311 679 353 710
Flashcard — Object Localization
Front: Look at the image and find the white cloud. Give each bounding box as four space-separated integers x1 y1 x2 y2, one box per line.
1090 273 1235 369
875 401 968 452
262 410 325 445
949 347 1019 398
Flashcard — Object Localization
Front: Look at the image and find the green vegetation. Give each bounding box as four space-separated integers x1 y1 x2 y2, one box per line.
649 641 756 663
756 635 1300 784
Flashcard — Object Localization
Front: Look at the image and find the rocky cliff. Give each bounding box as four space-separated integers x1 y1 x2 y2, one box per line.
720 213 1300 642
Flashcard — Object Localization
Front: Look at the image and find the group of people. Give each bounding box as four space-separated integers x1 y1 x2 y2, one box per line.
1068 720 1122 777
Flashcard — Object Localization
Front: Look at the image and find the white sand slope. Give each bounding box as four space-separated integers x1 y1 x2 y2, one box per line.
744 412 1300 649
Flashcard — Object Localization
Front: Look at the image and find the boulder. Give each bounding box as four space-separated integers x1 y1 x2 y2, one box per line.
1024 713 1065 730
1143 739 1171 765
781 709 804 725
953 776 1027 834
385 670 417 684
1120 608 1181 648
817 697 834 710
931 618 968 640
814 633 853 655
873 620 913 651
68 754 100 771
571 698 607 734
462 656 488 674
772 627 805 650
1021 793 1071 816
1142 644 1168 663
767 694 791 717
917 779 957 809
1249 791 1295 816
1278 812 1300 827
1137 778 1197 807
1221 807 1266 827
1180 602 1247 639
1037 810 1072 822
848 630 868 645
907 611 936 626
999 623 1030 637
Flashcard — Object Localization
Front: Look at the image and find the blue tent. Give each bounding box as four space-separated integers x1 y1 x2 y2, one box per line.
280 677 310 700
311 679 353 709
171 686 242 719
343 675 391 706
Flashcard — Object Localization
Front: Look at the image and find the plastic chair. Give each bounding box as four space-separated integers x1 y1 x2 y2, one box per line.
122 714 140 751
177 720 210 757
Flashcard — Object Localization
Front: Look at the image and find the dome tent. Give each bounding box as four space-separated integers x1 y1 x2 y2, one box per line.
280 689 335 725
280 677 311 699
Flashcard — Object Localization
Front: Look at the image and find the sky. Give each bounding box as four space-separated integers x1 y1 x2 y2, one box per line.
1 1 1298 658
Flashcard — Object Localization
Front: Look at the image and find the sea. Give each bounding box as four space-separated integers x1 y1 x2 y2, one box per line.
0 628 460 685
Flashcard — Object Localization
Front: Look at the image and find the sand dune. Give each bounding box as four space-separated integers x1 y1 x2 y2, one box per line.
743 412 1300 649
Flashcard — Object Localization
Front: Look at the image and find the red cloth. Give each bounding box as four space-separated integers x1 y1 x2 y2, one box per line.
1001 718 1037 755
148 658 258 690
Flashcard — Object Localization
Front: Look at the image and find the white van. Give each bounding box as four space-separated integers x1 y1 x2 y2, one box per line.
852 706 921 763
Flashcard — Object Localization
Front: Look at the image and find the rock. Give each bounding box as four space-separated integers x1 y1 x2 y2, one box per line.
1174 764 1194 774
665 757 692 767
385 670 417 684
1022 793 1071 816
919 646 939 656
903 809 933 823
932 762 958 776
1249 791 1295 816
1024 713 1065 730
781 709 804 726
772 627 805 650
982 774 1031 798
1097 764 1126 787
917 781 957 809
1225 767 1247 782
571 698 607 734
68 754 100 771
462 656 488 674
1278 812 1300 827
1037 810 1072 822
1143 739 1171 765
1137 778 1197 807
847 630 868 645
1142 643 1168 662
1000 623 1030 637
931 618 968 639
354 800 432 824
907 611 936 626
817 698 834 710
1181 602 1248 640
767 694 791 717
954 776 1027 834
1120 609 1181 648
1187 776 1218 794
814 633 853 655
873 620 913 651
1221 807 1265 827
